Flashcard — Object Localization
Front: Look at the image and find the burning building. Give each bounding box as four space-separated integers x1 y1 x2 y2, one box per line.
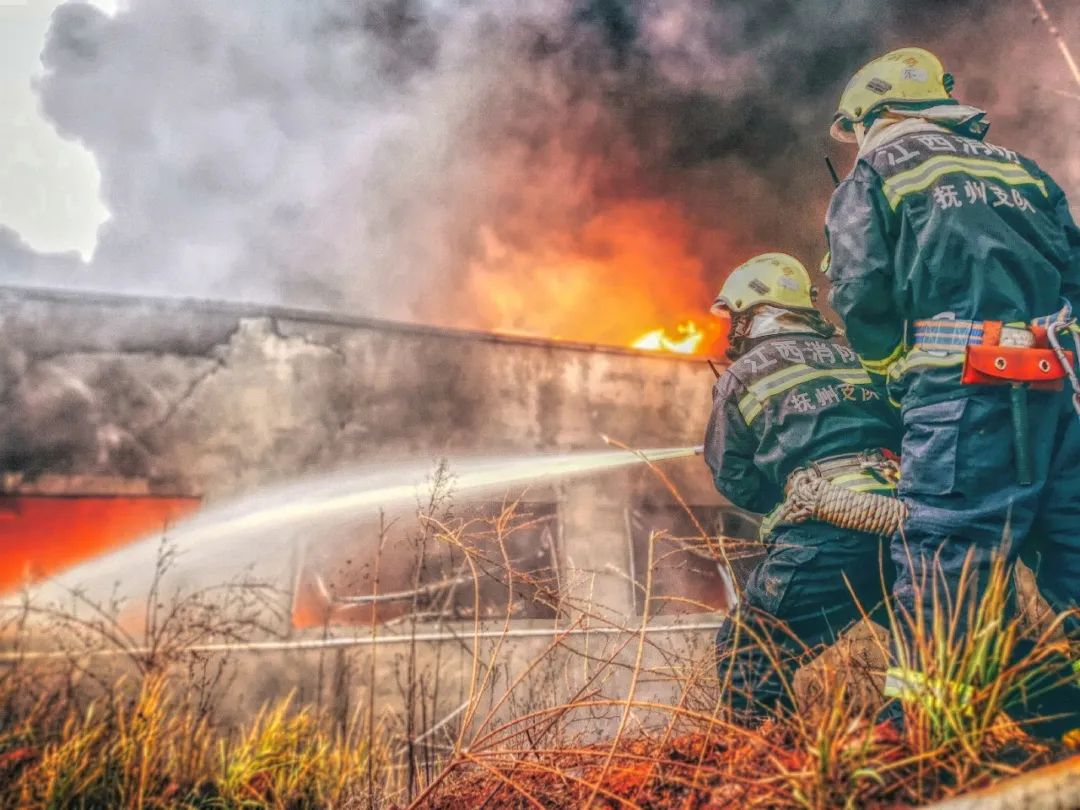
0 284 755 631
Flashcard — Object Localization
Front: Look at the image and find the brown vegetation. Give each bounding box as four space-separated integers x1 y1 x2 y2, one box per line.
0 470 1075 808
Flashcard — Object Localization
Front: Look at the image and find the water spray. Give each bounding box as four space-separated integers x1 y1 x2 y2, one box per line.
17 443 707 609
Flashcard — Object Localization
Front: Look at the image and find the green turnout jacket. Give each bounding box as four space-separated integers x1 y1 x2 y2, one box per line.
825 125 1080 407
703 332 899 515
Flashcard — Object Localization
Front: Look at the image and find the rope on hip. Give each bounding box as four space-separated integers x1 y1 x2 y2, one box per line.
777 468 908 536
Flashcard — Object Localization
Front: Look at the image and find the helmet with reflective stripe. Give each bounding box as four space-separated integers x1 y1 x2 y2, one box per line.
711 253 815 315
830 47 955 143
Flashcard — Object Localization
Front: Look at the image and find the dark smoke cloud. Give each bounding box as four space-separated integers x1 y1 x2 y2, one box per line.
3 0 1078 340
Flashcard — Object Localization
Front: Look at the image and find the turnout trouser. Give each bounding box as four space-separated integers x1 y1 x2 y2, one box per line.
892 386 1080 733
895 386 1080 639
715 521 895 721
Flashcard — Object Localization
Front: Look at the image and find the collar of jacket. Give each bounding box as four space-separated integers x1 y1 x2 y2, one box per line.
857 103 990 158
747 305 833 340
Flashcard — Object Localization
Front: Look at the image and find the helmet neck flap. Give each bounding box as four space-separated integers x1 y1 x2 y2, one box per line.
725 305 836 361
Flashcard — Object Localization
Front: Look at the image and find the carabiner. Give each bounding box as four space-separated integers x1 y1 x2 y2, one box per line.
1047 319 1080 421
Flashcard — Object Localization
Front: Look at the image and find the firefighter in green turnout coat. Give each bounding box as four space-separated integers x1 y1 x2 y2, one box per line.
705 252 900 723
825 47 1080 736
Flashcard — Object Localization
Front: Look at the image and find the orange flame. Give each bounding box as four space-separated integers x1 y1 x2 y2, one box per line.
631 321 705 354
0 496 200 594
458 200 715 351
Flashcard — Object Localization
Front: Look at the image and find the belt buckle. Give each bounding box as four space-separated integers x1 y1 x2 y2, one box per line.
859 450 898 486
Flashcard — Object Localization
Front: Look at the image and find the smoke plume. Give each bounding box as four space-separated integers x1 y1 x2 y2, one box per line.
2 0 1078 346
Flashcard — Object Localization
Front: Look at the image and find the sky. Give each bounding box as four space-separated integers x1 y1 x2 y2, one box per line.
0 0 115 258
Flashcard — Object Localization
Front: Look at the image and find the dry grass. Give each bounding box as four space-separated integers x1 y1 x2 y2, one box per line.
409 537 1075 810
0 466 1076 808
0 671 388 808
0 555 394 809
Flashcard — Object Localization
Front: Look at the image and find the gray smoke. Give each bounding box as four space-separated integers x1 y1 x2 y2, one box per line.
2 0 1078 343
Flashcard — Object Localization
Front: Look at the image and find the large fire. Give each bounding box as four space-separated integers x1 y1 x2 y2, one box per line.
460 200 720 356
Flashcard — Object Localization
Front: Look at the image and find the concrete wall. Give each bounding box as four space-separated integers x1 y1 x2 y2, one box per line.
0 285 717 499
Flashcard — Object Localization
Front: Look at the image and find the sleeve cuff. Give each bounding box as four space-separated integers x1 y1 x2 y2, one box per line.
858 343 906 379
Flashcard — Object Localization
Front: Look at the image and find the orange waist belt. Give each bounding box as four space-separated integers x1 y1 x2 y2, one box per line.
960 321 1073 390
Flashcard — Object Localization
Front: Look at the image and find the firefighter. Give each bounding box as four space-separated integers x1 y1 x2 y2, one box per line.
704 252 901 723
825 47 1080 731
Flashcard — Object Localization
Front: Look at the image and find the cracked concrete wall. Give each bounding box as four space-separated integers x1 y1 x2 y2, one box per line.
0 288 719 507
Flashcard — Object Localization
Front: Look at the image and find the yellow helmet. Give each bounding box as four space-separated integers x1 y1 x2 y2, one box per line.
830 47 955 143
711 253 815 315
